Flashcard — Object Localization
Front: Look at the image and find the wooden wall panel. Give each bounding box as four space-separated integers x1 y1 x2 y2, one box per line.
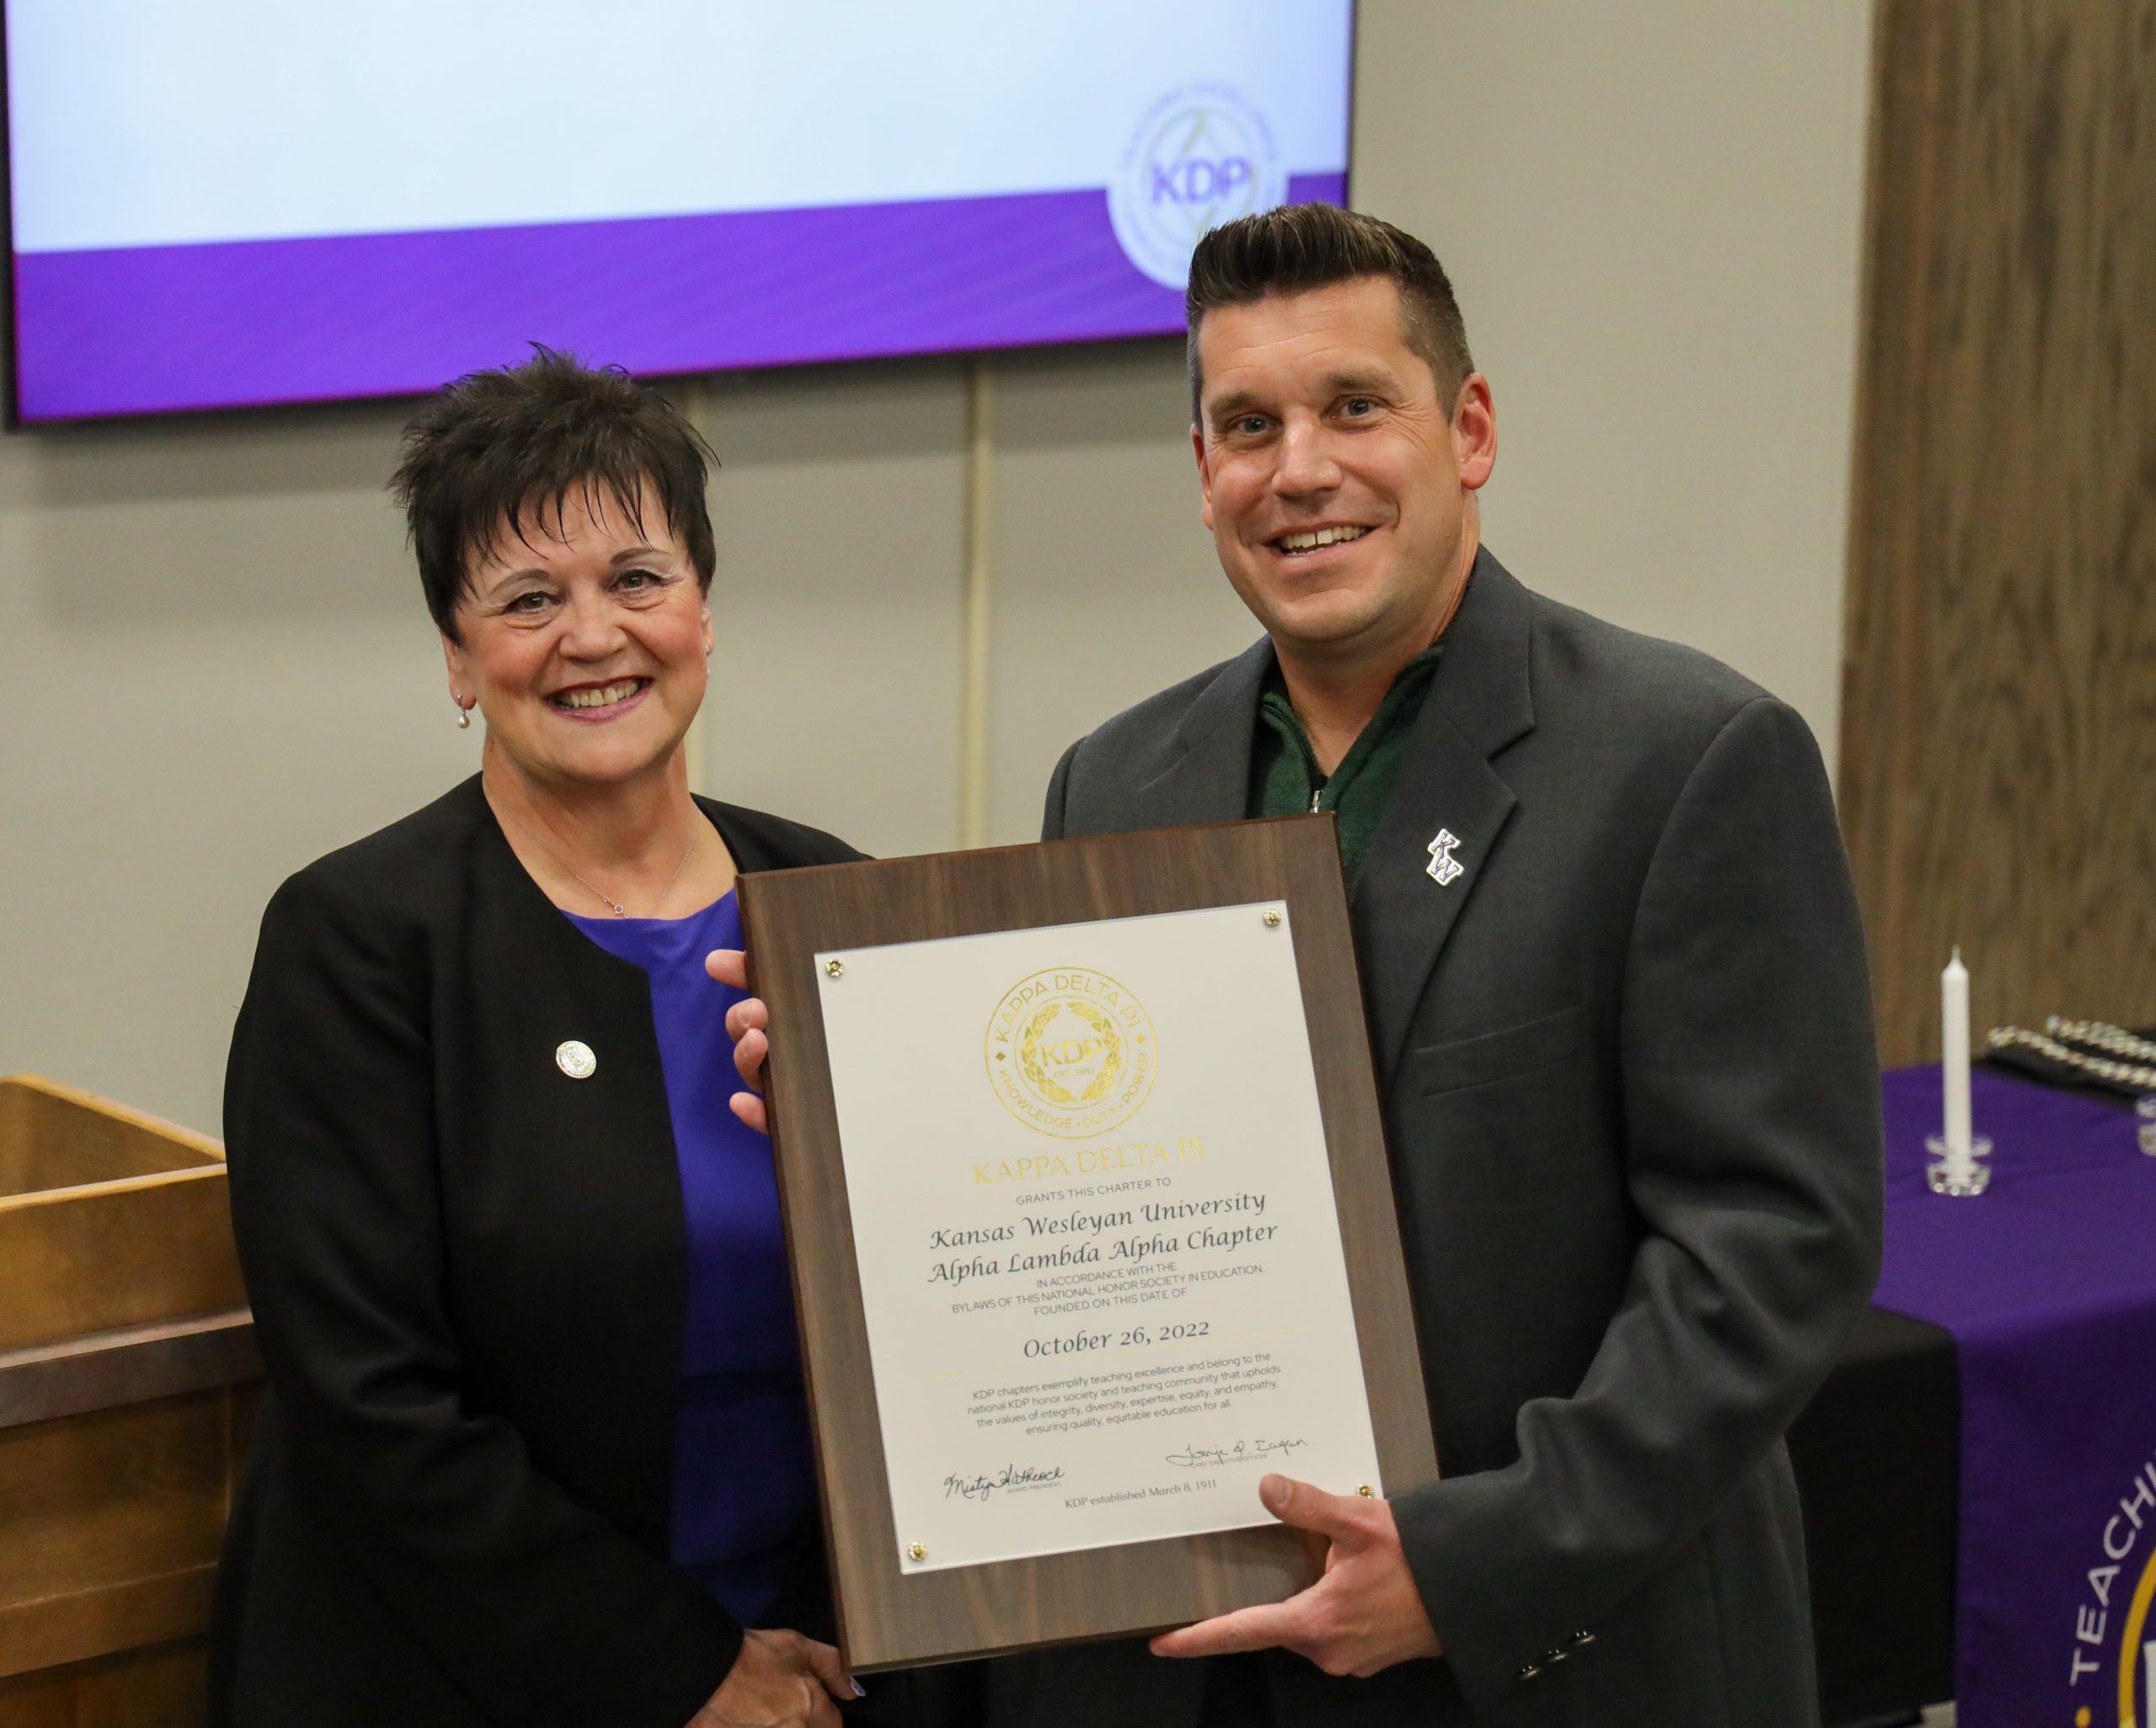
1841 0 2156 1064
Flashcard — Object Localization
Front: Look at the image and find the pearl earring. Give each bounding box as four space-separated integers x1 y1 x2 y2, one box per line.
455 701 472 730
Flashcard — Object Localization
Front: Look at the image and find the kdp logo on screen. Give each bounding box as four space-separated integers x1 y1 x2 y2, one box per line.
1108 84 1287 290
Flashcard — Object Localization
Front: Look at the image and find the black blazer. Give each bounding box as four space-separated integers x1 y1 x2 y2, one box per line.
993 552 1884 1728
211 776 862 1728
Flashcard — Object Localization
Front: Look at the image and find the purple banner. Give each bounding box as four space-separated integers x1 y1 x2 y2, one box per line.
1874 1065 2156 1728
10 174 1347 423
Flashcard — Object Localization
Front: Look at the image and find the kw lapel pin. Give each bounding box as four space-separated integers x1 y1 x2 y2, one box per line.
1426 829 1465 887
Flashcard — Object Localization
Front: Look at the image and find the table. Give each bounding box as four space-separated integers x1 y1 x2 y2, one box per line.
1788 1065 2156 1728
1790 1304 1958 1723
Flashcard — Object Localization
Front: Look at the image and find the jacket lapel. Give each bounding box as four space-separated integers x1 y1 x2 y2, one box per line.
1353 549 1537 1085
1122 636 1273 832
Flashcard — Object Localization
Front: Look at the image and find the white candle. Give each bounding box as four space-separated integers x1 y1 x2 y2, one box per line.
1942 948 1972 1156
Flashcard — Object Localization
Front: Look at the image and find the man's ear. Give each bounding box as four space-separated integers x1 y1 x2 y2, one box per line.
1193 424 1215 532
1451 374 1497 493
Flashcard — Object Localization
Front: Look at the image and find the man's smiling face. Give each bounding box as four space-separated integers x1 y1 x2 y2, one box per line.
1192 275 1492 668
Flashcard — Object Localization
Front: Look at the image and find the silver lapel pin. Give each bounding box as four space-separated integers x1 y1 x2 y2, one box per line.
1426 829 1465 887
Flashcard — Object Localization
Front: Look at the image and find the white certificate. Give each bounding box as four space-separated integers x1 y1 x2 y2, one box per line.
814 900 1382 1574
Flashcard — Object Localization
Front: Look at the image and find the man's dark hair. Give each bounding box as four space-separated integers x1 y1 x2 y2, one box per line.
392 346 718 639
1184 204 1474 422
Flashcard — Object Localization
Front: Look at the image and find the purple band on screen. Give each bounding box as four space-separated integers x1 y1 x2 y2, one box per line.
11 173 1347 422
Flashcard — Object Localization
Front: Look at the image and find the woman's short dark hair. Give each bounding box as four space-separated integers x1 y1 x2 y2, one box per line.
392 347 718 639
1184 204 1475 421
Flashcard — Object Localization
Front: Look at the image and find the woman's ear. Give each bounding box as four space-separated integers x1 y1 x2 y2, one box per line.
441 631 471 706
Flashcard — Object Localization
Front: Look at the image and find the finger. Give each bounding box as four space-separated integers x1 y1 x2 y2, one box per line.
724 996 769 1041
1260 1473 1368 1542
728 1089 770 1135
705 947 749 989
803 1672 842 1728
730 1024 769 1088
798 1637 863 1704
1150 1599 1304 1659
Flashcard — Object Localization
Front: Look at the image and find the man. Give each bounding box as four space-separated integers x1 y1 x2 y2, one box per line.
722 205 1881 1726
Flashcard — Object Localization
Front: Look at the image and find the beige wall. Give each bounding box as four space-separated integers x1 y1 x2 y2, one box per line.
0 1 1872 1137
1353 2 1871 755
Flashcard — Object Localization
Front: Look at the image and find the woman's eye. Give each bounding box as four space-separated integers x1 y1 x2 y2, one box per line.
616 569 660 592
505 591 552 613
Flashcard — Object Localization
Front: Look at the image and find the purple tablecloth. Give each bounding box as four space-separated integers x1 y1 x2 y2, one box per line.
1872 1066 2156 1728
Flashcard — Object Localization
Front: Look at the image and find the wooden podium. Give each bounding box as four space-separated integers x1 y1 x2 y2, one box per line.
0 1076 260 1725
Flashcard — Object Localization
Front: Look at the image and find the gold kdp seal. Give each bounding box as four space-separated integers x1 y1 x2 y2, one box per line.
985 968 1157 1138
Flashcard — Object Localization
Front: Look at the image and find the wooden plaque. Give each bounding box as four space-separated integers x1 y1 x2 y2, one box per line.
737 816 1436 1671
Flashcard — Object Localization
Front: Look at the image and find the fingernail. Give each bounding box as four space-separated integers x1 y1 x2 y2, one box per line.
851 1678 867 1698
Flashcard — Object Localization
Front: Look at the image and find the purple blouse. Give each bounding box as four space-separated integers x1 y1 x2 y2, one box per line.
567 890 811 1626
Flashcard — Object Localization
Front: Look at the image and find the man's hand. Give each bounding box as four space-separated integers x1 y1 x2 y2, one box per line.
704 948 770 1134
1149 1474 1442 1678
689 1628 859 1728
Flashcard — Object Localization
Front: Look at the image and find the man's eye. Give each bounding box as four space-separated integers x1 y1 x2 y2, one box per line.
1235 416 1269 436
1342 397 1375 417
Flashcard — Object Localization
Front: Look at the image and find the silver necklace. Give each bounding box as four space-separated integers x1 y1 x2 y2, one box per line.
2047 1016 2156 1064
1988 1024 2156 1092
503 808 698 919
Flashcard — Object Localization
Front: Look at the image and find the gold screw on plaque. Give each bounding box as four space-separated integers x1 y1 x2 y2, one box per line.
825 958 846 979
1262 909 1283 928
907 1542 926 1561
1357 1485 1375 1498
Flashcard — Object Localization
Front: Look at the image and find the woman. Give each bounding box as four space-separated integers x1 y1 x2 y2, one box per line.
212 351 949 1728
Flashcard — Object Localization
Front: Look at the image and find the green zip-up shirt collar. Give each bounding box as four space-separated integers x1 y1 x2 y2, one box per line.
1247 637 1447 893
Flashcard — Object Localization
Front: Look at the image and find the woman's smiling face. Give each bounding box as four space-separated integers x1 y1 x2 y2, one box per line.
443 478 711 793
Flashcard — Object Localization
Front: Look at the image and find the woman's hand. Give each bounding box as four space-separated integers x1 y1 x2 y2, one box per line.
689 1628 859 1727
704 948 771 1134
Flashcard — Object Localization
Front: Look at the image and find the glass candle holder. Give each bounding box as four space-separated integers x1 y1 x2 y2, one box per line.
1924 1134 1993 1197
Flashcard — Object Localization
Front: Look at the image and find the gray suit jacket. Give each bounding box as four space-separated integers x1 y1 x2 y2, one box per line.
985 552 1882 1728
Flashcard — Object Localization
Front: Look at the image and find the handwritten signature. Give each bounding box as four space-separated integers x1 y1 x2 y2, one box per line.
1164 1437 1310 1469
942 1462 1066 1501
